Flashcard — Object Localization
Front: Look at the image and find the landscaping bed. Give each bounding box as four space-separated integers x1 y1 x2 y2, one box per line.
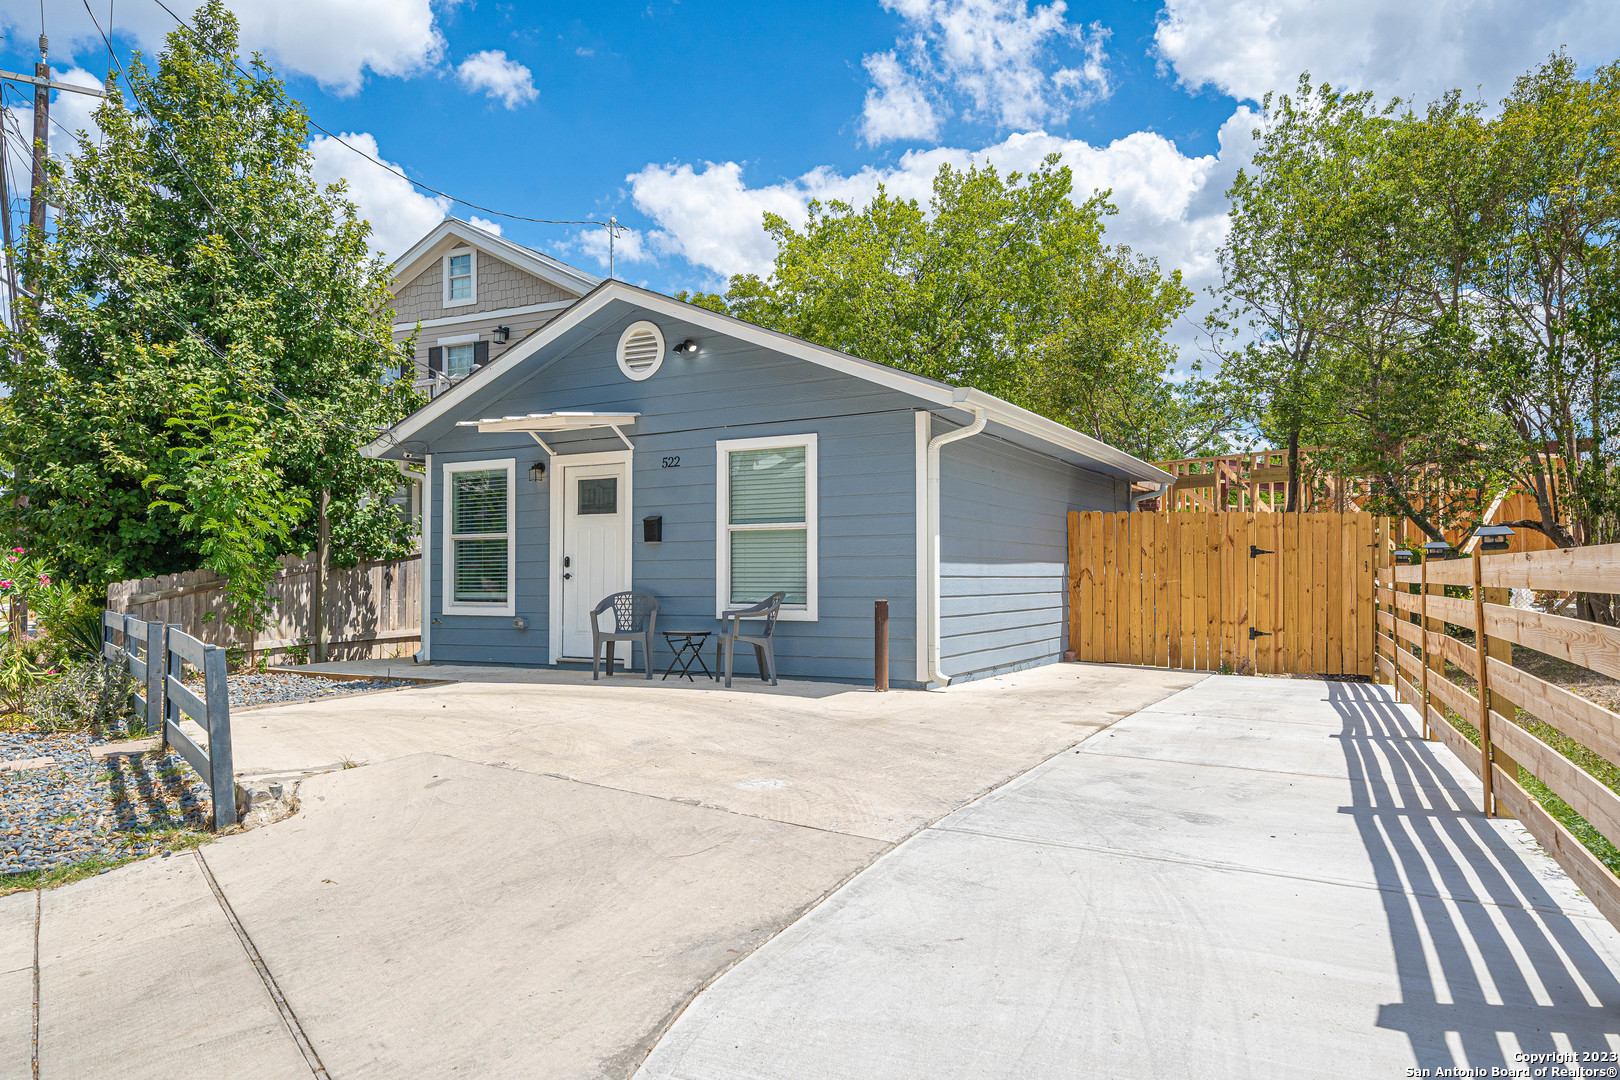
215 670 419 710
0 730 213 888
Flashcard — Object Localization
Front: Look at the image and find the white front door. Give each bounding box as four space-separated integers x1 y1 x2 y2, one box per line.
559 460 630 659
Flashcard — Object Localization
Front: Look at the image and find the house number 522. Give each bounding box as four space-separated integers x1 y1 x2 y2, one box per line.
661 456 680 468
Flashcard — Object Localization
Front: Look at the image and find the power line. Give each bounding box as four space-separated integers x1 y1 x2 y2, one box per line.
142 0 624 242
0 115 403 450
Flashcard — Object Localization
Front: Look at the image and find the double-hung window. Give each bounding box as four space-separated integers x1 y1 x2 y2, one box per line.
444 249 476 306
443 460 515 616
716 434 817 621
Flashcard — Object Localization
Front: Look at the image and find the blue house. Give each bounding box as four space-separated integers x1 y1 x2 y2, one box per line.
363 281 1173 688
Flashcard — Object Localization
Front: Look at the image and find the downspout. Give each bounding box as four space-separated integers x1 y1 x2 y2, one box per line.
926 405 988 688
414 453 433 664
1131 481 1169 511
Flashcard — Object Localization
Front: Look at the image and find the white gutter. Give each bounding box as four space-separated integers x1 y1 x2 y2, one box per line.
414 453 433 664
925 403 988 688
1131 481 1169 510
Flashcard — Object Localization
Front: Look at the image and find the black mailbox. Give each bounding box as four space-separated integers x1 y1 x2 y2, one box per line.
642 515 663 543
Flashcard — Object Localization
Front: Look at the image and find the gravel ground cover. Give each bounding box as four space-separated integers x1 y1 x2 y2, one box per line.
216 671 416 709
0 731 212 876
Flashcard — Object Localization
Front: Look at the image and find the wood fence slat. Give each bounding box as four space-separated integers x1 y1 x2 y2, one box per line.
1284 514 1300 674
1485 604 1620 684
1157 514 1173 668
1125 511 1142 665
1427 668 1477 722
1488 657 1620 771
1357 512 1375 677
1074 512 1092 661
1219 514 1237 669
1430 706 1482 780
1327 515 1345 675
1492 764 1620 931
1479 545 1620 592
1256 515 1278 673
1178 514 1194 669
1492 713 1620 844
1103 513 1119 664
1313 515 1329 675
1089 512 1106 663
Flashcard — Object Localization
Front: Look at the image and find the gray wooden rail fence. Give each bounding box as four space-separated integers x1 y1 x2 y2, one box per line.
106 553 421 662
102 611 237 830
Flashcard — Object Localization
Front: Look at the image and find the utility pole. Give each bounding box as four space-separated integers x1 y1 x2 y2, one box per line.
28 34 49 242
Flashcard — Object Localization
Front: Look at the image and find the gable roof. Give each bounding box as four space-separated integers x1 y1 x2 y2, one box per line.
389 217 601 298
362 279 1175 486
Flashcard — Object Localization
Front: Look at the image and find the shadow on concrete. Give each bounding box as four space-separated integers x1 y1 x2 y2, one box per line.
1325 680 1620 1070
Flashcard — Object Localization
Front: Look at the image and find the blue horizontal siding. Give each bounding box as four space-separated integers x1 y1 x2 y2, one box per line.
937 422 1125 681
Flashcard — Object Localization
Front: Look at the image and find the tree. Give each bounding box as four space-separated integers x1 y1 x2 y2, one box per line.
693 156 1202 460
0 1 418 611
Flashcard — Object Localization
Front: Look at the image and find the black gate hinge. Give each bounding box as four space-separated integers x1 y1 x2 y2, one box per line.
1249 545 1275 558
1248 627 1272 639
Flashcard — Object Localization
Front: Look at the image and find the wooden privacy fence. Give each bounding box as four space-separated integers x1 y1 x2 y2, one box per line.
1375 544 1620 929
103 612 236 830
1067 511 1389 675
106 553 421 662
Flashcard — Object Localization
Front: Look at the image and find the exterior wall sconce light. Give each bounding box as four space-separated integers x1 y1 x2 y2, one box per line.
1473 524 1514 553
492 325 511 344
1393 549 1414 565
671 339 698 355
1421 540 1454 561
528 461 547 484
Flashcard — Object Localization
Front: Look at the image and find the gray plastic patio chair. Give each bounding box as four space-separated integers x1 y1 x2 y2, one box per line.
716 591 786 688
592 591 660 679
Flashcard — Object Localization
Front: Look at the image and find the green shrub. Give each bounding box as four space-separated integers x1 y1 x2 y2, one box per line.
29 660 135 733
32 584 107 665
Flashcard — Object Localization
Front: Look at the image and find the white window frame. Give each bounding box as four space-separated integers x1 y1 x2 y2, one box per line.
442 458 517 617
437 333 479 379
715 433 818 622
443 247 477 307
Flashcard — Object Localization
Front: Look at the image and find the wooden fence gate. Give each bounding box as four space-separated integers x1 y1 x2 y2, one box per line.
1066 511 1390 675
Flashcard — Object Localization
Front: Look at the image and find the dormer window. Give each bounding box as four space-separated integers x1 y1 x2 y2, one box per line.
444 248 476 307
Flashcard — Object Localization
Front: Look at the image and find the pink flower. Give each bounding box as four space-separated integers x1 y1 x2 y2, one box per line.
37 575 48 585
6 556 17 564
10 548 21 555
0 580 12 589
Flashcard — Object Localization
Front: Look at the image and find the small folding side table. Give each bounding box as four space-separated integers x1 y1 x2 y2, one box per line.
661 631 714 682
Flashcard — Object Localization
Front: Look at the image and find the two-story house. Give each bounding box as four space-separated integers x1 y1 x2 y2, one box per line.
390 218 600 394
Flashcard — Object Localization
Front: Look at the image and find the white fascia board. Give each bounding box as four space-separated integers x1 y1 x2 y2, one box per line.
392 299 576 333
363 280 1173 484
456 411 642 433
389 218 600 298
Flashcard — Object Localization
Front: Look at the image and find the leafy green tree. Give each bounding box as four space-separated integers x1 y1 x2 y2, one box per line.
696 156 1202 459
0 0 418 600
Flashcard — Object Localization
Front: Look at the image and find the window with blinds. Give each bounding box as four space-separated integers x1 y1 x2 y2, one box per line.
447 464 512 610
718 436 817 617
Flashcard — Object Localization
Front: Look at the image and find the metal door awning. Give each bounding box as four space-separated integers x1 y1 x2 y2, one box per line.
455 411 640 452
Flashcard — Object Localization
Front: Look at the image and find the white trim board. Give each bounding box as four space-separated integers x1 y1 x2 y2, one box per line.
914 410 930 685
442 458 518 618
548 448 635 662
392 299 576 333
715 433 819 622
362 280 1173 485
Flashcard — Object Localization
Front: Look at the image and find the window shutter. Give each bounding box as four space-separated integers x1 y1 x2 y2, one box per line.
428 346 443 374
473 339 489 370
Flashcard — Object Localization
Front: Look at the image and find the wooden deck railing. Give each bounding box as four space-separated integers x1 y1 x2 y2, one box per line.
1375 545 1620 927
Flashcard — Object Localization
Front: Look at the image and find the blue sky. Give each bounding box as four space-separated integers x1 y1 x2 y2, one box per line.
4 0 1619 361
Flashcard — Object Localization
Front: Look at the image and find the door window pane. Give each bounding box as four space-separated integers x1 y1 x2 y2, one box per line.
577 477 618 515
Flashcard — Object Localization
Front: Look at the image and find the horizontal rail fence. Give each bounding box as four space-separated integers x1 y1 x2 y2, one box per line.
103 611 164 736
101 610 237 830
1375 544 1620 930
106 553 421 662
1067 511 1386 675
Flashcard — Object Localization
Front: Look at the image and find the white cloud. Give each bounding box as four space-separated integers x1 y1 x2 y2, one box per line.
0 0 445 95
571 224 652 273
1156 0 1620 105
454 50 538 109
468 216 503 236
627 108 1259 364
308 131 448 260
861 0 1110 143
861 51 943 144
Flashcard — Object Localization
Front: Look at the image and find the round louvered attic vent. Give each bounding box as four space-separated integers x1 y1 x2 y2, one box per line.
616 320 665 381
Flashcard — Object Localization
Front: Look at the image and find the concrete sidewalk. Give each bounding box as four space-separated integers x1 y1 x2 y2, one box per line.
11 662 1198 1079
636 677 1620 1079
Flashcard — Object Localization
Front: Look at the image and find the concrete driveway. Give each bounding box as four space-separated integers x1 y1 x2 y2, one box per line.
635 677 1620 1079
10 661 1197 1079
